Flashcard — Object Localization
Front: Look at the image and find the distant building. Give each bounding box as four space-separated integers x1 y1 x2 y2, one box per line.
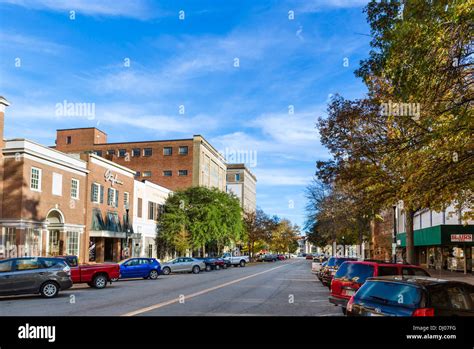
55 128 227 192
226 163 256 213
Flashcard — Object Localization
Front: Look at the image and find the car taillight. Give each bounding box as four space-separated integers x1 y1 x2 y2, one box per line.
346 296 355 313
412 308 434 317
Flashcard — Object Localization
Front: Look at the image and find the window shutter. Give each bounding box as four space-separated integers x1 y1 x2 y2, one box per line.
91 183 94 202
115 190 119 208
100 185 104 203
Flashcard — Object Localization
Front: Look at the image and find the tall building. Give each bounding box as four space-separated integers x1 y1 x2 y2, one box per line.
55 128 227 192
226 163 256 213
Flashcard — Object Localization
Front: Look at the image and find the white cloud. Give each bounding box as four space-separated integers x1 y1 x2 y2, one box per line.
0 0 159 20
0 32 68 55
298 0 368 12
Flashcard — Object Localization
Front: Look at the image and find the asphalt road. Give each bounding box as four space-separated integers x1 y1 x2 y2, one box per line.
0 258 341 316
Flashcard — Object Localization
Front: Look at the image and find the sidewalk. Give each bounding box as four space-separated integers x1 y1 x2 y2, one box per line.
425 269 474 285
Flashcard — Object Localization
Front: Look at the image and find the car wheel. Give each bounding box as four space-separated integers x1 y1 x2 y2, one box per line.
205 264 212 272
215 265 220 270
40 281 59 298
223 264 228 269
239 260 246 267
192 266 200 274
162 267 171 275
149 270 159 280
92 274 108 289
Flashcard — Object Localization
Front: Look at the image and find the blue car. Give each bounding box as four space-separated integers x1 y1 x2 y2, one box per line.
114 258 161 281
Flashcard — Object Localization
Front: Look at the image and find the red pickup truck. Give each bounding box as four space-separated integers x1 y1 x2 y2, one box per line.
58 256 120 289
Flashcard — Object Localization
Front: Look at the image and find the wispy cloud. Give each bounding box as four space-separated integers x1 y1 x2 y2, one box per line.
0 32 69 55
0 0 160 20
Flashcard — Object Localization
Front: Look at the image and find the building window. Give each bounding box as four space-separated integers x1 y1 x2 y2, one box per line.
163 170 172 177
91 183 101 203
135 171 141 178
52 172 63 196
178 146 188 155
148 202 159 221
143 171 152 178
178 170 188 176
124 192 130 209
119 149 127 158
148 244 153 258
235 174 241 181
66 136 72 144
30 167 42 191
3 227 16 248
107 149 116 156
94 150 103 157
137 198 143 218
143 148 153 157
132 148 141 157
163 147 172 156
71 179 80 199
107 188 118 207
66 231 79 256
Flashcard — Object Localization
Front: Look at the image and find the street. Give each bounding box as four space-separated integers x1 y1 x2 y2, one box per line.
0 259 340 316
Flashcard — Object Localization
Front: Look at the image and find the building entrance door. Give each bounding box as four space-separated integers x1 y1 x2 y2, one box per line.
104 238 114 261
48 230 61 256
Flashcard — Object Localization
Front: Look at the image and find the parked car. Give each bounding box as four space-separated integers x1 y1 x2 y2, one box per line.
0 257 72 298
317 261 328 280
320 257 357 287
261 254 277 262
277 254 286 261
305 254 314 260
329 261 430 314
196 257 222 271
161 257 206 275
312 257 327 273
347 276 474 317
214 257 230 269
221 252 249 267
110 257 161 281
59 255 120 288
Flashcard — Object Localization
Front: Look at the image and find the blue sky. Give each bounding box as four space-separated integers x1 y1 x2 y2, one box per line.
0 0 370 230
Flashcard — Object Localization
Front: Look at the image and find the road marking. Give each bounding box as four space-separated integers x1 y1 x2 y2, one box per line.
121 263 291 316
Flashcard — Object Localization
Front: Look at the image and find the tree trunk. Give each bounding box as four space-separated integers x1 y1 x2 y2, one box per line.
405 208 415 265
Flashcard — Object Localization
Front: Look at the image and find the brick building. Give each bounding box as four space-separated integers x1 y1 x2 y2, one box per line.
55 128 226 192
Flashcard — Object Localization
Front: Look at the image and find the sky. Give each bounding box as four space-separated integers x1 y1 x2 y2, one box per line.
0 0 371 230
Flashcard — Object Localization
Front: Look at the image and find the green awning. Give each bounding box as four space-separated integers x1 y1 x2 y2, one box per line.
397 225 474 247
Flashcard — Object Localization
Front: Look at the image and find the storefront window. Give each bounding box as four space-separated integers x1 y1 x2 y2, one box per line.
25 228 41 256
66 231 79 256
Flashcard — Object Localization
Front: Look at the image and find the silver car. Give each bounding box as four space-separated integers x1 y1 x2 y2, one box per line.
0 257 72 298
161 257 206 275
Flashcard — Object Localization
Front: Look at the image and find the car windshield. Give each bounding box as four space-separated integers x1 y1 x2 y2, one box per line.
119 259 131 265
335 263 374 283
335 258 354 267
356 281 422 309
327 257 336 267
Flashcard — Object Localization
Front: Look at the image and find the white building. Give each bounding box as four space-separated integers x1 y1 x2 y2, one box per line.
132 180 171 258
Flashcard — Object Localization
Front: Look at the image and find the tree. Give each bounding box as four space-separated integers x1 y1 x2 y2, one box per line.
242 208 274 260
270 219 300 254
314 0 473 264
157 186 243 256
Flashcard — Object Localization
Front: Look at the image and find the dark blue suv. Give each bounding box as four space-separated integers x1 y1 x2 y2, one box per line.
347 275 474 316
114 258 161 281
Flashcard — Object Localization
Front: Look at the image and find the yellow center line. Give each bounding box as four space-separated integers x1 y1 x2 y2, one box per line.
121 262 294 316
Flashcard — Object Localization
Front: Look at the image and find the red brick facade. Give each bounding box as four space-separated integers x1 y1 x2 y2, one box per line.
56 128 194 191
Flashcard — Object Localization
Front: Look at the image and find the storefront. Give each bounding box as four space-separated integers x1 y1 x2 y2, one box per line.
397 225 474 273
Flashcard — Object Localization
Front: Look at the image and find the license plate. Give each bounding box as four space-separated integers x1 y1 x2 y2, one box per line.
342 289 355 296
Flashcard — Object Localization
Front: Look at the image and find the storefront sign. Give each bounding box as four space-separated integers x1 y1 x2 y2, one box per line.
450 234 472 242
104 169 124 186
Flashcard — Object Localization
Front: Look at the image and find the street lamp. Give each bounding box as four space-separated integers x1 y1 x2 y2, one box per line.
342 236 345 257
125 204 132 258
392 205 397 263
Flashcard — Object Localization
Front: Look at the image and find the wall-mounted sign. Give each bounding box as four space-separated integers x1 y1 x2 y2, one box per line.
450 234 472 242
104 169 124 186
